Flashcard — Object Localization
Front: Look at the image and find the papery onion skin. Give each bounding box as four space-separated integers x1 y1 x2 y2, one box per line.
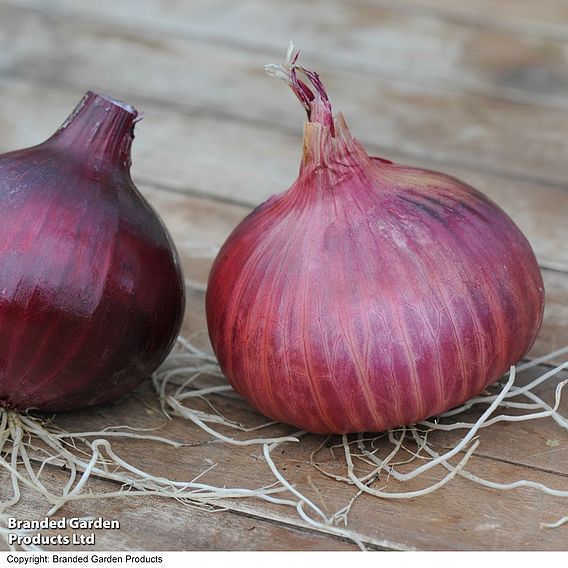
0 92 185 412
206 53 545 435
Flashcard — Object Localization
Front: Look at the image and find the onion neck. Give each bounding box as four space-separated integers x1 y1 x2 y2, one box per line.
300 113 373 177
266 47 375 185
48 91 140 172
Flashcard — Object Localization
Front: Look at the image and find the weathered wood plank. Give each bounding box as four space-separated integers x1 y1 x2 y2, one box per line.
2 3 568 188
0 77 567 273
0 472 358 551
5 0 568 104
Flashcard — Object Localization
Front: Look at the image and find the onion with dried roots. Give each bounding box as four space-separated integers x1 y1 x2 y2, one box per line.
206 46 545 434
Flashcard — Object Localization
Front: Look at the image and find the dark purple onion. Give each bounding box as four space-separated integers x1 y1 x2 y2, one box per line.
0 92 185 412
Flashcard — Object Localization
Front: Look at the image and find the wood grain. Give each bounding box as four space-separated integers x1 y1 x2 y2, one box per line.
5 0 568 104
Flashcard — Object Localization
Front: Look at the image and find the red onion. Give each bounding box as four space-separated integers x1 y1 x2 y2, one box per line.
0 92 184 412
206 50 545 434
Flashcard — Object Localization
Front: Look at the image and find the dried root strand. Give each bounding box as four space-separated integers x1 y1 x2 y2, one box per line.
541 516 568 529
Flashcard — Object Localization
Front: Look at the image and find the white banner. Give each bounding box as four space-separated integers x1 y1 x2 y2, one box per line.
0 551 556 568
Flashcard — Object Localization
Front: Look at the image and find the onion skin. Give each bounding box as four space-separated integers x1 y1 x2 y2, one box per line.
206 57 544 435
0 92 185 412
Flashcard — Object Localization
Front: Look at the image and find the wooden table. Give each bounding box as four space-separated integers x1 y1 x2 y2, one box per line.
1 0 568 551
